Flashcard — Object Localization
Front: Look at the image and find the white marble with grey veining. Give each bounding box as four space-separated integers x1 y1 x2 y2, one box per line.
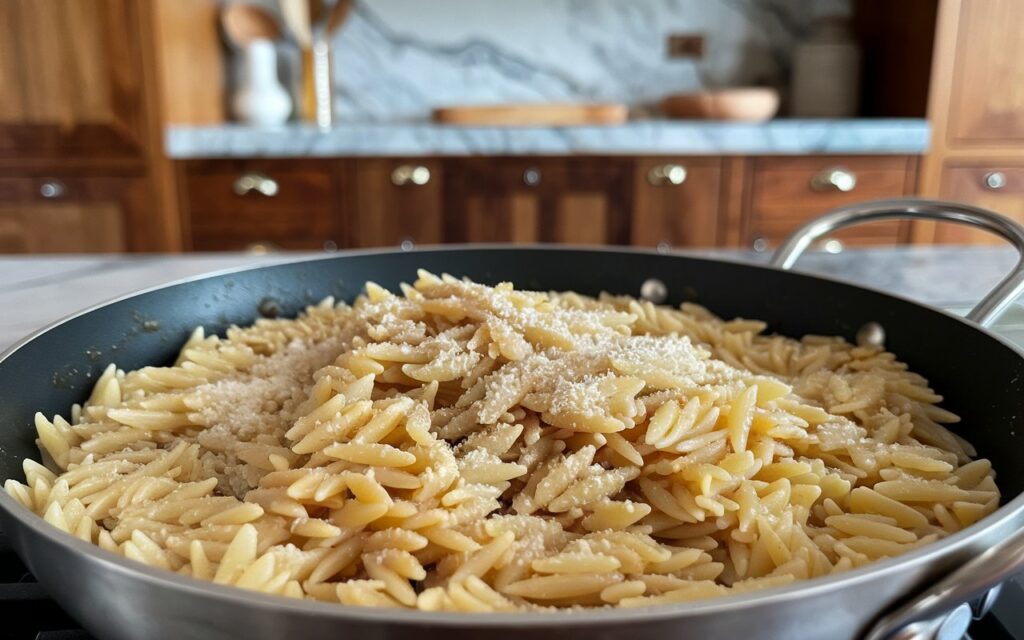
165 118 930 158
1 247 1021 352
239 0 849 121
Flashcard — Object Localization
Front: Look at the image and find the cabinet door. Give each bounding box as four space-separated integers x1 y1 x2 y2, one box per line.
0 0 147 160
0 176 153 253
743 156 917 252
349 159 443 248
183 160 339 251
939 166 1024 244
631 158 722 249
447 159 630 245
948 1 1024 145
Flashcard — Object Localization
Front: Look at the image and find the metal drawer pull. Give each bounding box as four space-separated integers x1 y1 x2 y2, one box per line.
233 173 279 197
984 171 1007 190
523 167 541 187
810 167 856 192
39 180 66 199
391 165 431 187
771 197 1024 327
647 164 687 186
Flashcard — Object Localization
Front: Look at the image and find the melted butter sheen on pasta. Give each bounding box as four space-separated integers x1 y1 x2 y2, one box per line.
8 270 1000 611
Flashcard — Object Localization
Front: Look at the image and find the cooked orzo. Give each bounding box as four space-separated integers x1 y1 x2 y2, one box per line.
7 270 1000 610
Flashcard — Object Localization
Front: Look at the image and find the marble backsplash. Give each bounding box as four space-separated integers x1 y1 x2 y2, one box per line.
239 0 850 122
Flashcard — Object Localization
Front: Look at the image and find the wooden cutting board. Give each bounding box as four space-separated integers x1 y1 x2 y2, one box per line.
433 103 628 127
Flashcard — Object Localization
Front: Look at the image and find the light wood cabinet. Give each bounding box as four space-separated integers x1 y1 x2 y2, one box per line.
0 0 148 161
947 1 1024 145
630 158 722 249
348 159 444 249
445 159 631 245
938 165 1024 243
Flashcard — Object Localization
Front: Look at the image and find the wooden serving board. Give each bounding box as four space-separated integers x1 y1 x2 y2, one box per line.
432 103 628 127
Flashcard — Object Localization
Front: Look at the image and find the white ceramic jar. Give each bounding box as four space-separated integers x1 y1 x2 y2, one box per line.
233 40 293 127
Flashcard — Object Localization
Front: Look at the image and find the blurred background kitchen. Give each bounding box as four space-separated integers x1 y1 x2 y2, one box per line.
0 0 1019 255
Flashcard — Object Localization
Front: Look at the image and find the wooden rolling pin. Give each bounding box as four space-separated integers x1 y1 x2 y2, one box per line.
433 103 628 127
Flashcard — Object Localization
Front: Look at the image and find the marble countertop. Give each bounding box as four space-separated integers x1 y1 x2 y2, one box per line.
165 119 930 159
1 245 1020 352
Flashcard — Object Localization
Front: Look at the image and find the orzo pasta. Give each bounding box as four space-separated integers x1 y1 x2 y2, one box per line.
7 270 999 610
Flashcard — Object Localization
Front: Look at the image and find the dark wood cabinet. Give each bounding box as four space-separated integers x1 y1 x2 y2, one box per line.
445 158 631 245
630 158 722 249
182 159 340 251
347 159 444 248
742 156 918 251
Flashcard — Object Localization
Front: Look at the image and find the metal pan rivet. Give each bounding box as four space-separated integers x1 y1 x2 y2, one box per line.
640 278 668 304
856 321 885 348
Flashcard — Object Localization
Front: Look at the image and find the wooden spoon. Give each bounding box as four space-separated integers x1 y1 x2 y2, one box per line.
221 3 281 47
279 0 316 120
325 0 353 37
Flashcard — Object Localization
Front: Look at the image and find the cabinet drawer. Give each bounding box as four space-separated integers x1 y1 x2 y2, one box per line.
184 160 334 219
750 157 915 218
630 158 721 248
939 165 1024 244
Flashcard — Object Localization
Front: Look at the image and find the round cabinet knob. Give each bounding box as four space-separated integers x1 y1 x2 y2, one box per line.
822 238 844 254
647 164 687 186
245 241 277 254
233 173 279 197
39 179 66 199
523 167 541 187
399 237 416 251
656 241 671 254
984 171 1007 190
810 167 857 192
751 237 769 253
391 165 431 186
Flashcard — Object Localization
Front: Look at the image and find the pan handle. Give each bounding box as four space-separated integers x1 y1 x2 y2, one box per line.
769 198 1024 328
862 524 1024 640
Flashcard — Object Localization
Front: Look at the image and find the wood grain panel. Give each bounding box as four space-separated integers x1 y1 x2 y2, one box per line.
938 165 1024 244
152 0 225 125
348 159 443 248
949 0 1024 144
630 158 722 249
0 0 146 159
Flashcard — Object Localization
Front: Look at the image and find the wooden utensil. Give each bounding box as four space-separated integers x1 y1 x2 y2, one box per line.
433 103 629 127
324 0 353 36
221 3 281 47
660 88 779 121
279 0 315 121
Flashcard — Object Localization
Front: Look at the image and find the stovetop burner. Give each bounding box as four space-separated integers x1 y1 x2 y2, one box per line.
0 526 1017 640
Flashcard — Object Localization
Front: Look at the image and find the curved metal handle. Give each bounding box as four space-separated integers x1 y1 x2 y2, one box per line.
647 164 687 186
864 526 1024 640
770 198 1024 328
391 165 431 187
810 167 857 192
233 173 279 197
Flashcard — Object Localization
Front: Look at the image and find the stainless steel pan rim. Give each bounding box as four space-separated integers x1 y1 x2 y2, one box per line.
1 232 1023 627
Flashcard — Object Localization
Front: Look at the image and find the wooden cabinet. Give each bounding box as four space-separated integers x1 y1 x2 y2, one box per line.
630 158 722 249
742 156 918 251
182 160 340 251
0 175 151 252
938 165 1024 243
947 1 1024 145
0 0 149 161
445 158 631 245
347 159 443 248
